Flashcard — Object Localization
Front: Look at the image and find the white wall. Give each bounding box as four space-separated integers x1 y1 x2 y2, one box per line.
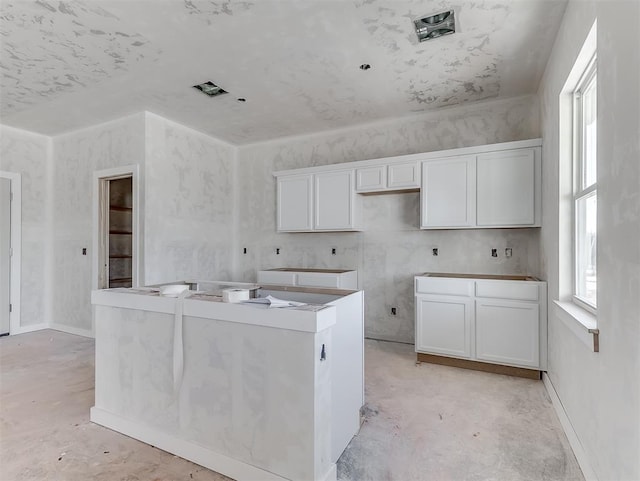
0 125 51 329
235 95 542 343
0 112 237 335
538 1 640 479
52 113 146 333
144 112 236 284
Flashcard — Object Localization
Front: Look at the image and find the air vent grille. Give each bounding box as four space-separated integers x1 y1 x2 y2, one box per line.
414 10 455 42
193 81 228 97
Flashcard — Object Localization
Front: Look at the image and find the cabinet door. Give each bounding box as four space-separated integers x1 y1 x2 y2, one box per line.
475 298 539 368
415 295 473 358
387 161 419 189
476 148 535 226
314 170 355 230
356 166 386 192
421 156 476 228
277 174 313 232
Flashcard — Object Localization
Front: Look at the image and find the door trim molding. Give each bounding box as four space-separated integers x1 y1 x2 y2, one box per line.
92 165 143 297
0 171 21 335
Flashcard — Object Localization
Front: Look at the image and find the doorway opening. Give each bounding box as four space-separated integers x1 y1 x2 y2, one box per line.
0 171 21 336
94 166 141 290
106 177 133 288
1 177 11 335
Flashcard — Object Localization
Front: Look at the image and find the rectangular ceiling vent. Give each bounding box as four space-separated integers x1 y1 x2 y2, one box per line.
414 10 455 42
193 81 228 97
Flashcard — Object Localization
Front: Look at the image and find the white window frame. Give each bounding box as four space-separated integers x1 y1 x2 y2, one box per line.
572 54 597 314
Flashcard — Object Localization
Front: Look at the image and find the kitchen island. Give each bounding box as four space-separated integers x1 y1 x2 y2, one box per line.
90 282 364 481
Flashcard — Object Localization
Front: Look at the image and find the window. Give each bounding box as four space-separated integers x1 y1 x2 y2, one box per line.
573 55 597 311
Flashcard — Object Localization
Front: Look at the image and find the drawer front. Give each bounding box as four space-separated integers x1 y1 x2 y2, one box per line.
475 281 539 301
415 277 474 297
297 272 340 288
257 271 297 286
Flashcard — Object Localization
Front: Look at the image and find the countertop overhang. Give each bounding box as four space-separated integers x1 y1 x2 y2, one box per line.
91 287 342 333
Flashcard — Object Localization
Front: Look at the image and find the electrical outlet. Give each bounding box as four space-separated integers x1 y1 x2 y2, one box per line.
391 307 397 315
505 248 512 258
331 247 337 255
491 248 498 258
82 248 87 256
243 247 247 254
276 247 280 255
432 247 438 256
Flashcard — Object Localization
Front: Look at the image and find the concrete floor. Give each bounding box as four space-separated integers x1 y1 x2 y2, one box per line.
0 330 584 481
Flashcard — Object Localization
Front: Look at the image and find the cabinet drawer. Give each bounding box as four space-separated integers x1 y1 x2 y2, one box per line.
297 273 340 288
416 277 474 297
257 271 297 286
475 281 539 301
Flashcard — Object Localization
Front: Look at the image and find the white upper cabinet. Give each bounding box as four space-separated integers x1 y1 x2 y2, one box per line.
387 162 420 189
421 156 476 228
274 139 541 232
315 170 356 230
277 174 313 232
356 161 419 193
476 148 537 226
356 166 386 192
420 146 541 229
276 170 359 232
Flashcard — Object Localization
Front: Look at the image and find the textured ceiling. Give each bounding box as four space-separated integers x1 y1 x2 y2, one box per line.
0 0 567 145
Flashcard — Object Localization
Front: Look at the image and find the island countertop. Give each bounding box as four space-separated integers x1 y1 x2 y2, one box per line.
91 285 341 333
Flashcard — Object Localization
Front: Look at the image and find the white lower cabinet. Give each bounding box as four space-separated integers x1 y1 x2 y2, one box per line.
416 295 473 358
258 269 358 290
475 298 539 368
415 275 547 371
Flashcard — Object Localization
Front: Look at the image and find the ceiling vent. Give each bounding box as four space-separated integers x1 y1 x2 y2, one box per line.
193 81 228 97
414 10 455 42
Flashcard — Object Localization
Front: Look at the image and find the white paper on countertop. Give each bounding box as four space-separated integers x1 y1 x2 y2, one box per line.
242 295 306 308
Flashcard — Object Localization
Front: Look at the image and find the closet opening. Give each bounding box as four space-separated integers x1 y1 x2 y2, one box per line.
95 168 139 290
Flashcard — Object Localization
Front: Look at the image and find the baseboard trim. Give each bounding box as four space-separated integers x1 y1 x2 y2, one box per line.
49 323 94 338
91 407 335 481
542 373 598 481
417 353 541 380
12 323 48 335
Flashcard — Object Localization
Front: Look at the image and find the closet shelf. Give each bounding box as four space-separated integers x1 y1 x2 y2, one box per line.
109 205 133 212
109 255 132 259
109 277 132 283
109 230 133 235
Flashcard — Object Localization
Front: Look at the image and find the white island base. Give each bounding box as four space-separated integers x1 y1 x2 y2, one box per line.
91 285 364 481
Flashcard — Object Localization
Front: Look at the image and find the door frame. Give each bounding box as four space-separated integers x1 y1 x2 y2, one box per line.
0 171 21 335
93 165 142 291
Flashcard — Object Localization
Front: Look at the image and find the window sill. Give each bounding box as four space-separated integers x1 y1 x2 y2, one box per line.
553 300 599 352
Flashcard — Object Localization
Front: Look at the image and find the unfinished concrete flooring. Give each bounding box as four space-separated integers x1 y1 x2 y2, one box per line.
340 340 583 481
0 330 583 481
